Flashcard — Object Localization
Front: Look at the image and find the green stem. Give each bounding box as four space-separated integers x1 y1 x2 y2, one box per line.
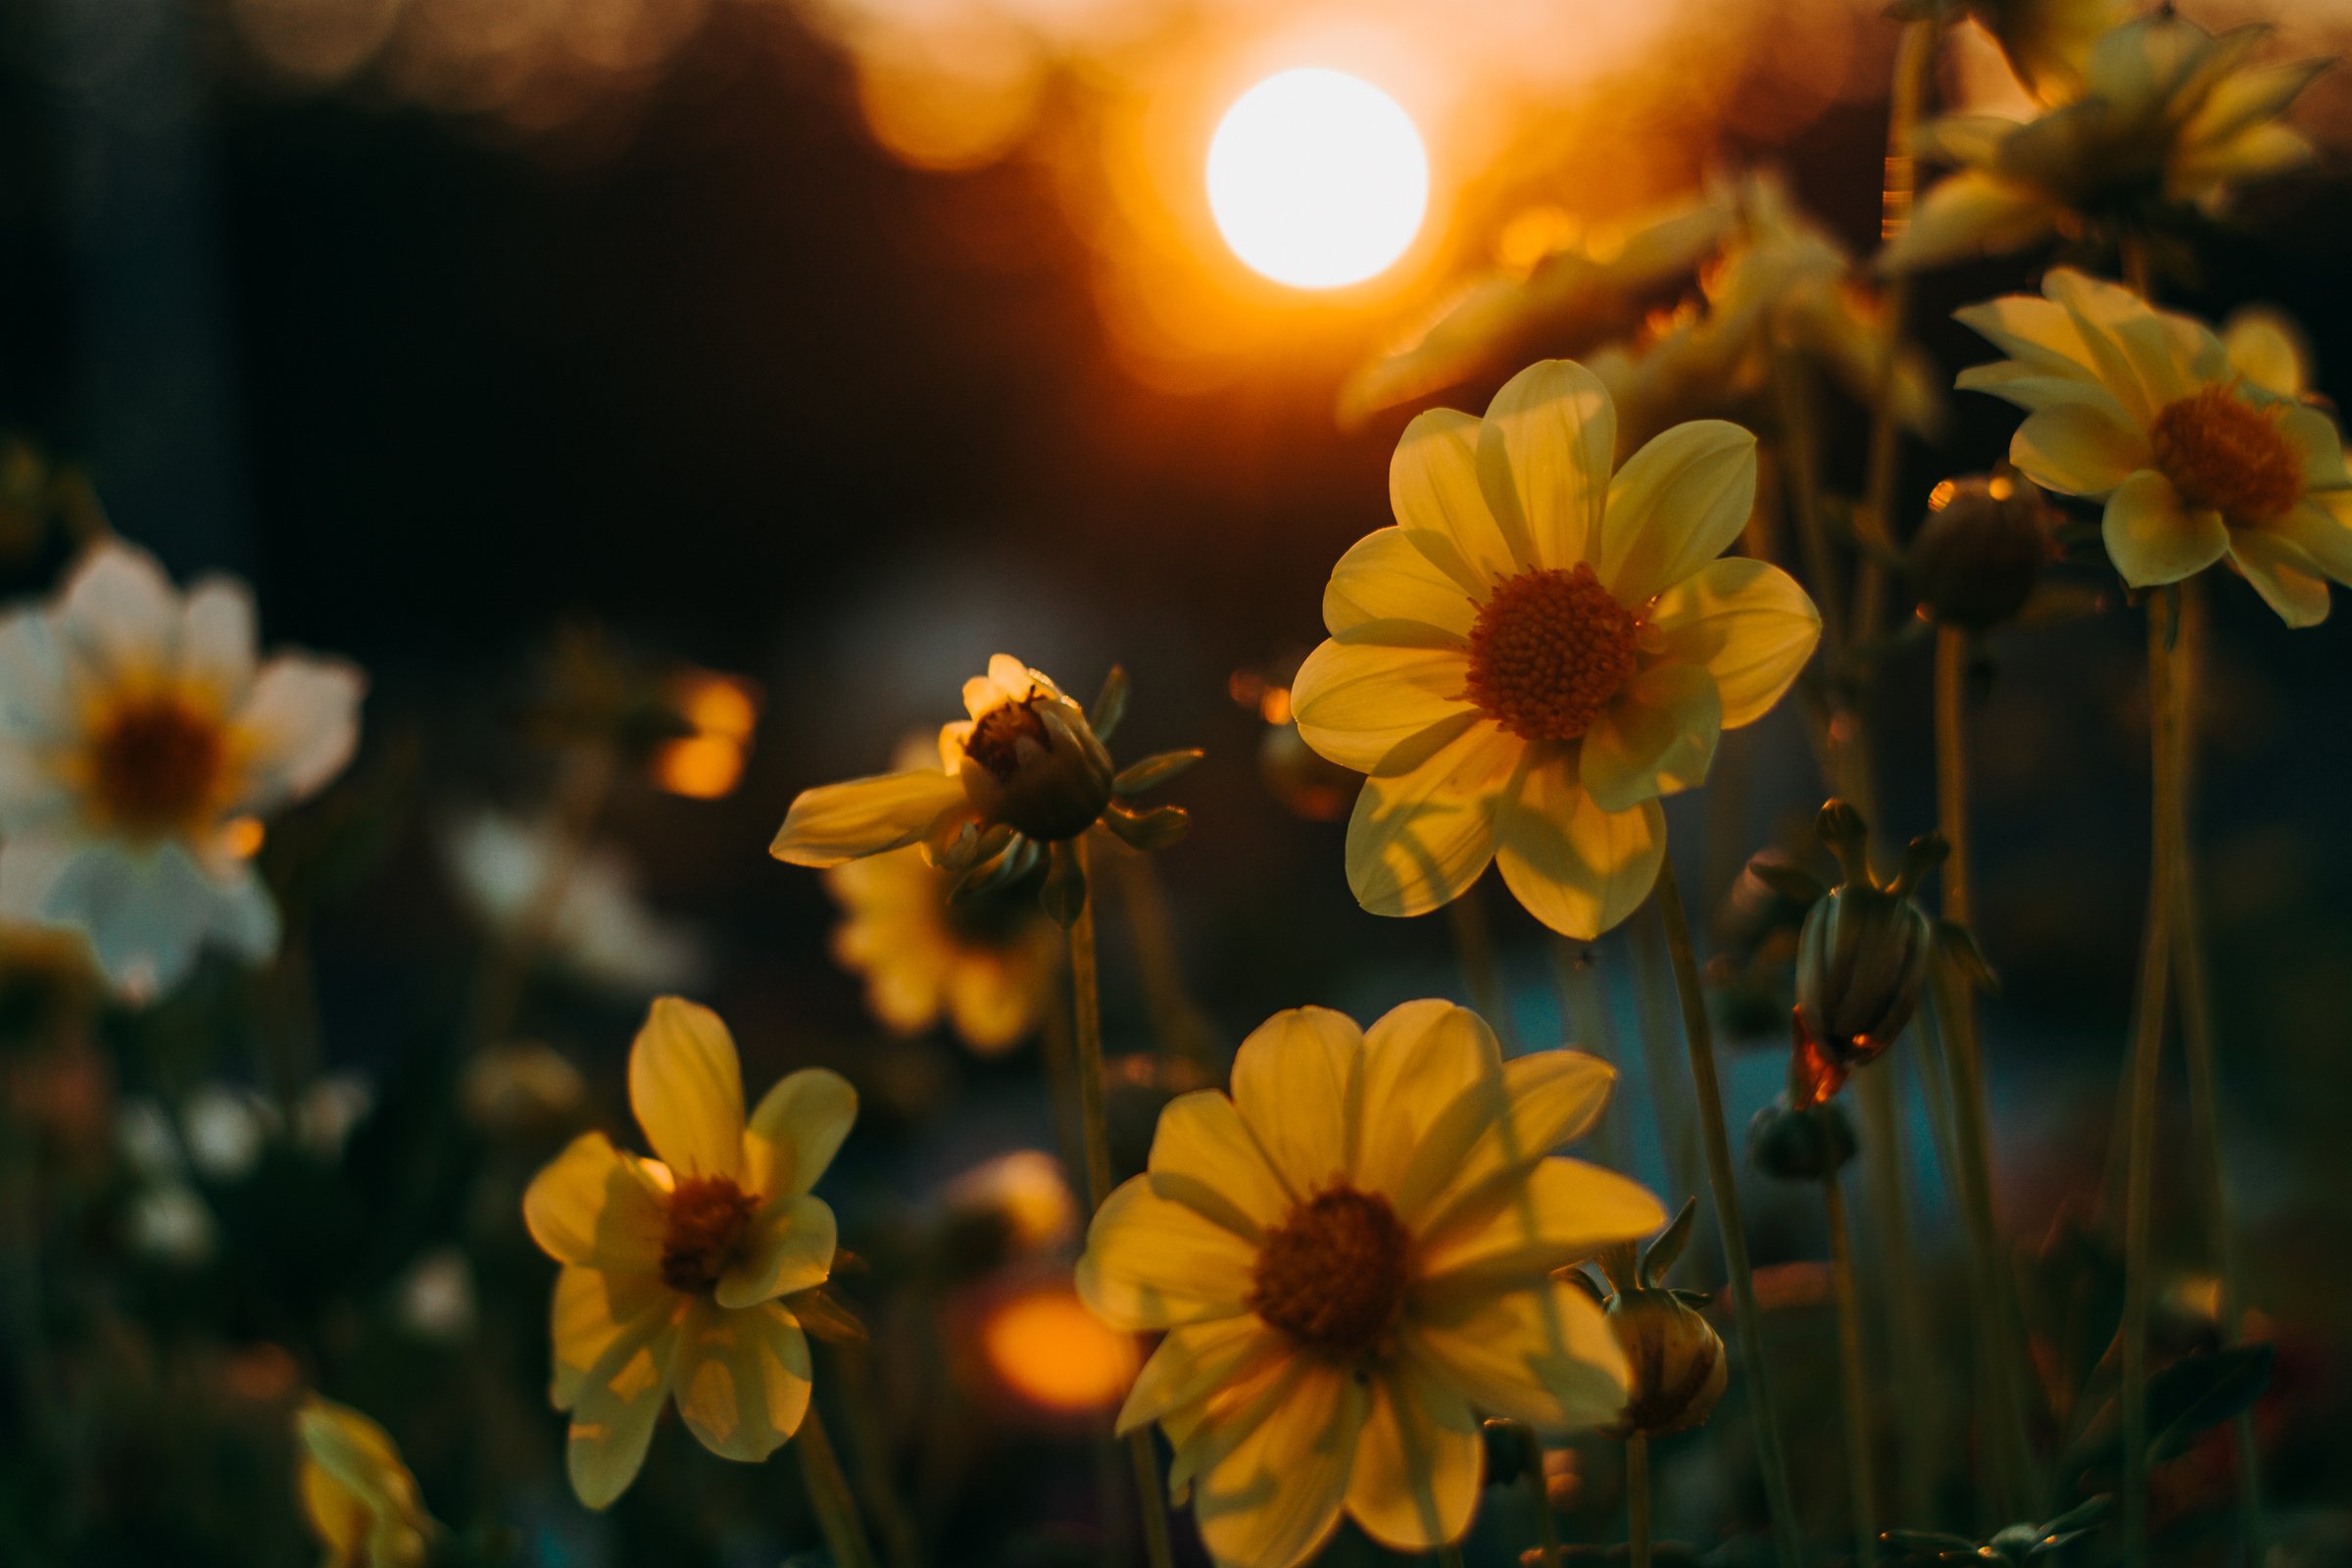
1854 1065 1938 1525
1523 1425 1562 1568
2122 594 2184 1562
1552 939 1629 1173
1653 860 1805 1568
1447 889 1519 1053
1439 1547 1467 1568
1825 1176 1879 1567
1066 838 1179 1568
797 1404 882 1568
1631 911 1704 1250
1772 345 1847 668
1627 1434 1653 1568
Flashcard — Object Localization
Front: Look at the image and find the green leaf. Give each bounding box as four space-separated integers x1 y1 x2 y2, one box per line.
1091 665 1130 741
1113 748 1203 797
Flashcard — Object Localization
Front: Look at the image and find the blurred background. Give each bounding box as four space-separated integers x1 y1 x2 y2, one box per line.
3 0 2351 1563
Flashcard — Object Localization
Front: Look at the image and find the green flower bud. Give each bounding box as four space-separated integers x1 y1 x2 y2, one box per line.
1908 471 2056 630
1747 1094 1858 1181
1790 805 1946 1103
957 690 1115 843
1602 1289 1728 1439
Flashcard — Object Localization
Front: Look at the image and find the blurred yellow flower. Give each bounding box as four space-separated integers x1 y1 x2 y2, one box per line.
293 1396 440 1568
1956 269 2352 624
1937 0 2134 105
0 541 364 1002
1884 14 2325 273
1291 360 1819 940
826 844 1058 1054
522 997 856 1507
1079 1001 1663 1568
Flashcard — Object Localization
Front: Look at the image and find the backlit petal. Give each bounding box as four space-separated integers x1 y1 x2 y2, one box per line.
1290 640 1478 775
1881 172 2057 273
1231 1006 1360 1198
1494 764 1665 941
1594 420 1757 603
1344 721 1521 918
230 657 366 813
1578 663 1721 813
524 1131 669 1273
1344 1364 1483 1553
1116 1315 1288 1438
1322 527 1478 641
1391 409 1517 594
2102 470 2230 586
1417 1156 1668 1291
1476 360 1615 570
1077 1176 1256 1331
1350 1000 1503 1197
2010 401 2149 498
565 1303 683 1509
770 768 968 867
1189 1360 1366 1568
1149 1090 1295 1239
2228 533 2331 627
743 1066 858 1200
629 997 746 1181
551 1265 677 1409
670 1299 812 1462
715 1194 836 1308
1645 557 1820 728
1394 1052 1621 1234
1407 1279 1629 1433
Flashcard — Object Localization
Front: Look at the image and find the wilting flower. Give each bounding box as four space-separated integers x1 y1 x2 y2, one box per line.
1955 269 2352 624
1883 15 2326 273
771 656 1197 923
1290 360 1819 940
442 809 707 996
1079 1000 1664 1567
0 541 363 1001
523 997 855 1506
293 1396 441 1568
822 744 1059 1052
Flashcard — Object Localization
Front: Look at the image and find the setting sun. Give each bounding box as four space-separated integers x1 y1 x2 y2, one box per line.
1206 68 1428 289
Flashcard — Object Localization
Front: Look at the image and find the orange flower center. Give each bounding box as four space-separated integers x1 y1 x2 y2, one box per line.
1248 1185 1410 1362
660 1174 760 1295
963 699 1047 780
2150 386 2301 521
85 696 227 837
1464 564 1640 742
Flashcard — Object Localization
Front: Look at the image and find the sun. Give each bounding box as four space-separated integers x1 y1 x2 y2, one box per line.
1206 68 1429 290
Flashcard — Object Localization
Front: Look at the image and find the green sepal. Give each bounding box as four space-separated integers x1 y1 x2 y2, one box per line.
1113 749 1203 797
1642 1195 1700 1287
1103 802 1190 852
1091 665 1129 742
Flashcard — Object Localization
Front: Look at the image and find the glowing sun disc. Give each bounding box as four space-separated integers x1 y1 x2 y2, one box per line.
1207 68 1429 289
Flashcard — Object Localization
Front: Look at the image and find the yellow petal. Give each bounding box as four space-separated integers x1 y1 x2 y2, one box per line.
1955 358 2133 417
2101 470 2230 586
1493 764 1664 941
522 1132 667 1274
670 1298 812 1462
1881 172 2057 273
1117 1315 1288 1438
715 1194 837 1308
2227 534 2331 628
1393 1051 1620 1233
552 1264 678 1410
1322 527 1477 642
1076 1176 1256 1331
629 997 746 1181
565 1303 683 1509
2280 405 2349 492
1476 360 1613 571
1578 663 1721 813
1350 1000 1503 1198
743 1066 858 1200
1390 408 1517 594
1416 1156 1669 1292
2250 496 2352 584
1406 1279 1629 1433
1954 285 2113 385
1188 1360 1366 1568
1343 1365 1483 1552
1344 721 1522 918
1645 558 1821 729
1148 1089 1295 1240
1230 1006 1360 1199
2222 307 2309 399
769 768 968 867
2011 402 2150 499
1593 419 1756 603
1289 639 1478 775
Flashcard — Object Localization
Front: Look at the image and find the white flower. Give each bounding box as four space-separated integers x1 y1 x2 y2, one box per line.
441 809 707 996
0 542 364 1003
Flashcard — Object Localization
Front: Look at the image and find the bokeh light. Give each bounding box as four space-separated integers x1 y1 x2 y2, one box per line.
1206 68 1429 288
977 1282 1139 1416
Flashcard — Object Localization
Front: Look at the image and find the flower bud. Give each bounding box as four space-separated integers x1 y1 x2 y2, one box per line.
1601 1288 1728 1439
1793 882 1933 1101
1747 1093 1857 1181
957 689 1115 843
1908 472 2056 630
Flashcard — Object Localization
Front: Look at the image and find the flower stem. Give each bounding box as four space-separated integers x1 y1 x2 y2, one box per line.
1824 1174 1879 1567
1771 345 1847 667
1653 859 1805 1568
1552 939 1629 1172
1627 1434 1654 1568
1439 1547 1468 1568
1448 888 1520 1053
1111 849 1215 1069
1066 837 1179 1568
1522 1425 1562 1568
797 1403 882 1568
2122 592 2184 1563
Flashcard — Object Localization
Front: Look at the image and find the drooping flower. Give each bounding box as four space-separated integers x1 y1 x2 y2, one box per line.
1078 1001 1663 1568
293 1396 441 1568
770 656 1198 922
442 808 707 996
1882 14 2326 274
1954 269 2352 624
0 541 364 1002
825 844 1058 1054
522 997 856 1507
1290 359 1820 940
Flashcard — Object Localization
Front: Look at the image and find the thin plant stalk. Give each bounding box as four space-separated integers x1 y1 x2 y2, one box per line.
2121 592 2185 1562
797 1403 882 1568
1066 836 1179 1568
1440 1546 1468 1568
1627 1434 1654 1568
1521 1424 1562 1568
1855 1063 1938 1524
1111 848 1215 1069
1448 888 1520 1053
1552 939 1629 1173
1824 1174 1880 1567
1631 912 1705 1241
1653 860 1806 1568
1771 345 1848 665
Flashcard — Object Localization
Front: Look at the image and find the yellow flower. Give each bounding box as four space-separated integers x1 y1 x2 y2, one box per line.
293 1396 440 1568
0 541 364 1002
1290 360 1819 940
1883 14 2325 273
1955 268 2352 625
825 843 1058 1053
1940 0 2134 105
1078 1001 1664 1568
522 997 856 1507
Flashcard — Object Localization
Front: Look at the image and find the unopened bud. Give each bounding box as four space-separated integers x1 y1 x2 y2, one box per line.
1601 1289 1728 1438
1909 472 2056 630
1748 1093 1858 1180
1793 882 1935 1102
958 690 1115 843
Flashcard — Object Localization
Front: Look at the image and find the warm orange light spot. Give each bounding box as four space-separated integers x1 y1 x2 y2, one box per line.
678 674 759 741
981 1285 1138 1414
654 737 744 800
1927 479 1958 512
1259 686 1294 725
949 1151 1078 1252
220 816 267 859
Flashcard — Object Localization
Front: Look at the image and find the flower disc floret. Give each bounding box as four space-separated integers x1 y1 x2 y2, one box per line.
1248 1185 1410 1362
2150 386 2302 521
85 695 229 838
660 1174 761 1295
1464 564 1639 742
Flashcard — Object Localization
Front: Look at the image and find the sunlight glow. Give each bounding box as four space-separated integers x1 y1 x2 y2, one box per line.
1206 69 1428 289
980 1285 1137 1414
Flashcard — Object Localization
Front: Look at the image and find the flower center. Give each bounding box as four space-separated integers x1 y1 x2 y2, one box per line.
660 1174 760 1295
963 700 1047 781
85 696 227 837
1248 1185 1410 1362
1464 564 1640 742
2150 386 2301 521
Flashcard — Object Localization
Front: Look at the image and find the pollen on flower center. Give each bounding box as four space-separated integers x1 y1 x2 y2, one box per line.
86 696 227 837
962 700 1047 781
1248 1184 1410 1361
1463 564 1641 742
2150 385 2302 521
660 1174 760 1295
